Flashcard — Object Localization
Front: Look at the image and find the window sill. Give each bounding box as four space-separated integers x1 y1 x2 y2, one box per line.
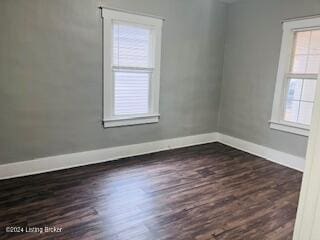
269 121 309 137
103 114 160 128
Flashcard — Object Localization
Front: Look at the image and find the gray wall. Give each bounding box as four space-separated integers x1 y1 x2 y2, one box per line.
0 0 227 164
219 0 320 157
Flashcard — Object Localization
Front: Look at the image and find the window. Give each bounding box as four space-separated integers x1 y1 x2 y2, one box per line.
270 17 320 136
102 9 163 128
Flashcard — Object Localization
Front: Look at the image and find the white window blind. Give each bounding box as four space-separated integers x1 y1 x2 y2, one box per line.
112 22 153 116
114 71 150 115
113 23 151 68
102 9 163 128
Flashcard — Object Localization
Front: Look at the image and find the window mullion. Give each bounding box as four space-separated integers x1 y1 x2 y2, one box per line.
296 79 305 122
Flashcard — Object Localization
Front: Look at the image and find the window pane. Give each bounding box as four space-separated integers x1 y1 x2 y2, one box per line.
306 55 320 73
114 71 150 116
284 100 299 123
291 55 308 73
294 31 311 55
298 102 314 125
301 80 317 102
113 23 151 68
310 30 320 55
291 30 320 74
287 79 303 100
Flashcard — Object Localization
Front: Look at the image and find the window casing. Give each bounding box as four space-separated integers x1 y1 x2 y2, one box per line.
270 17 320 136
102 9 163 128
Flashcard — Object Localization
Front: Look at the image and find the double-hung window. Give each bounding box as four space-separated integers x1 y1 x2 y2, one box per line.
102 9 163 128
270 17 320 136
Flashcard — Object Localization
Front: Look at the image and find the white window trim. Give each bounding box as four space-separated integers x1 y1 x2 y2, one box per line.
102 8 163 128
270 17 320 136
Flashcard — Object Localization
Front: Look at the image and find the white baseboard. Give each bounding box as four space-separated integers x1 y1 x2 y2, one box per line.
0 132 219 180
218 133 305 172
0 132 305 180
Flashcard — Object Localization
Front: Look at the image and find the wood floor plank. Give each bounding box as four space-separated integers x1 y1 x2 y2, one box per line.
0 143 302 240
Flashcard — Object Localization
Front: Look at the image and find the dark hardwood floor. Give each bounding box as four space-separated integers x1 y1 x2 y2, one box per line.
0 143 302 240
